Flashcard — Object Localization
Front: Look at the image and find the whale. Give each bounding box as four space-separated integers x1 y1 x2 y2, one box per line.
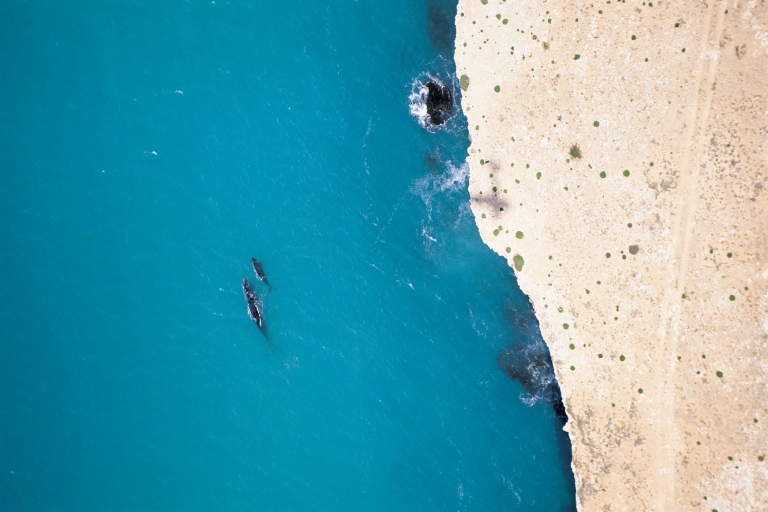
242 278 266 336
251 257 272 289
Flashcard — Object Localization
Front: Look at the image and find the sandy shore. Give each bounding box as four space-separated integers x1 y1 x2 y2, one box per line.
455 0 768 509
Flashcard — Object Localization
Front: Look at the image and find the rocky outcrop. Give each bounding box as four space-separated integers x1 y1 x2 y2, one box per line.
425 81 452 126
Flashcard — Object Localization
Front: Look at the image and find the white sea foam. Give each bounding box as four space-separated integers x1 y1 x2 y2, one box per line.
408 80 431 130
410 160 469 209
519 339 560 407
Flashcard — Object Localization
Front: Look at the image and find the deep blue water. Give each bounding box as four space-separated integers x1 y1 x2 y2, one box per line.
0 1 575 510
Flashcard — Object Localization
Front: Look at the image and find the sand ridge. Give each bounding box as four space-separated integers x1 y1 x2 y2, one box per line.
455 0 768 509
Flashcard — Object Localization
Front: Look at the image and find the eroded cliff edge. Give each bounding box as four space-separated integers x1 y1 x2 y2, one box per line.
455 1 768 509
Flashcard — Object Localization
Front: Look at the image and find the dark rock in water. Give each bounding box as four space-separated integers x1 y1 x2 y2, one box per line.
425 149 441 171
425 81 452 126
552 385 568 423
497 342 567 423
427 1 456 54
497 344 554 398
503 297 537 332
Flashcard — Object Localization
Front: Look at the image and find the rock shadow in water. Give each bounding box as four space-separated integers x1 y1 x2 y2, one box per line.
497 343 566 421
427 0 457 55
498 299 576 510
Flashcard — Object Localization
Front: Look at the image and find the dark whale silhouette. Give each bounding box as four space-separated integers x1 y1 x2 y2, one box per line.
251 257 272 290
425 81 452 126
242 278 266 336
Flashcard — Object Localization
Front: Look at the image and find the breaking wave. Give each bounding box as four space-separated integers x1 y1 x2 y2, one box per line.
408 79 432 130
410 160 469 210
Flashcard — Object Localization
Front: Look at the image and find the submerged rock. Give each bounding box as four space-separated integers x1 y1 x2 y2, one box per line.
425 81 452 126
497 342 567 423
427 1 456 55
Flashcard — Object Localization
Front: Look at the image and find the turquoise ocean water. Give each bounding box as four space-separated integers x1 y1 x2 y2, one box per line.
0 1 575 510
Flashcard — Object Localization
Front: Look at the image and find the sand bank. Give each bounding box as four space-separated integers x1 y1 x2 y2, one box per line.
455 0 768 509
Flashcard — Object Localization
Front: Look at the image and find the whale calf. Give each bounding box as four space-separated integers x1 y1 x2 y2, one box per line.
251 257 272 289
242 278 266 336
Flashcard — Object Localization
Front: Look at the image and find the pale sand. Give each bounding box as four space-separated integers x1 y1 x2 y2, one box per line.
455 0 768 509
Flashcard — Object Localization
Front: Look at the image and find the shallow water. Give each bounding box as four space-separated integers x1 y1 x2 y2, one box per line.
0 1 575 510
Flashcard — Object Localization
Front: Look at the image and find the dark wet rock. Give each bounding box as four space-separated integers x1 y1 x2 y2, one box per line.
425 81 452 126
552 385 568 423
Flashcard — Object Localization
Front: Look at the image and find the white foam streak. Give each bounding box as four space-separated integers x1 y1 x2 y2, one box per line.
410 160 469 209
408 82 431 130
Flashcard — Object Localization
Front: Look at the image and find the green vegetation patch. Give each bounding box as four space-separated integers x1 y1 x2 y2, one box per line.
629 245 639 255
574 54 581 60
494 85 500 93
513 254 524 272
569 144 582 159
460 74 470 92
563 323 569 330
593 121 600 127
516 231 524 239
716 371 724 378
